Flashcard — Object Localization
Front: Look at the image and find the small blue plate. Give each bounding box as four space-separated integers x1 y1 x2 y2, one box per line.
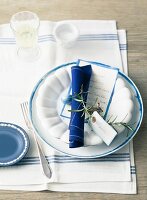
0 122 29 166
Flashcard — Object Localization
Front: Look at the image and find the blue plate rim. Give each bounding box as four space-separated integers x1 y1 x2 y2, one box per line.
0 122 30 166
29 61 143 158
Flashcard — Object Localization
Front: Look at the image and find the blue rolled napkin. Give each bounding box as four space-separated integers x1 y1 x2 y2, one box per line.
69 65 92 148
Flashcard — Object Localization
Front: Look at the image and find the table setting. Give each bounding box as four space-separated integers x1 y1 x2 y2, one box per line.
0 11 143 194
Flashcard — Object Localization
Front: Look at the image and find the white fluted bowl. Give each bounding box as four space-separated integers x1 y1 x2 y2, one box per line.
29 62 143 158
34 67 134 146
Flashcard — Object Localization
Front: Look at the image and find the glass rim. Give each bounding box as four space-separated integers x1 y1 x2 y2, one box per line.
10 10 40 32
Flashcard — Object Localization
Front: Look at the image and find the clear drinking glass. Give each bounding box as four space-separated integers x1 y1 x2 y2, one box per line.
10 11 40 62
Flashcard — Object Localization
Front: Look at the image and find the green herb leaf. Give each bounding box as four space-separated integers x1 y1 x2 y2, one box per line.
68 108 84 112
73 98 83 102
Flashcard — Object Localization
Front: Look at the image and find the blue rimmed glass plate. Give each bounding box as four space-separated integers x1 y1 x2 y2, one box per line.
29 62 143 158
0 122 29 166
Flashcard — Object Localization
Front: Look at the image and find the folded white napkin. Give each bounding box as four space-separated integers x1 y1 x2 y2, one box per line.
0 21 136 193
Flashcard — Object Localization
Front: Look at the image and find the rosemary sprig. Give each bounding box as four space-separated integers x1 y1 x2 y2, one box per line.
68 86 103 120
107 114 134 134
67 86 134 135
109 121 134 131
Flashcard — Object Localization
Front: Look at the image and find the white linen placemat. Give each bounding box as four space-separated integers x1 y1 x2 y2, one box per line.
0 21 136 193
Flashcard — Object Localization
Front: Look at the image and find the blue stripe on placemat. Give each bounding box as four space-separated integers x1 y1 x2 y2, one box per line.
15 153 131 165
23 152 130 160
119 44 127 50
0 33 119 45
130 166 136 174
17 158 130 165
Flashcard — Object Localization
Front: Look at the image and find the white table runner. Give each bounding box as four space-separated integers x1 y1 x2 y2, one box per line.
0 21 136 194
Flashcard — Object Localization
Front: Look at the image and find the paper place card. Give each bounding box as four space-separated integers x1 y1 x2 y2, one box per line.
60 60 119 120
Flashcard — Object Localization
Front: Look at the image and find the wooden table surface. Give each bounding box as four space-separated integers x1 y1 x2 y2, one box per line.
0 0 146 199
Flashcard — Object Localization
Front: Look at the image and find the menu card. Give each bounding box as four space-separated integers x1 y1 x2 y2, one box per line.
60 59 119 120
